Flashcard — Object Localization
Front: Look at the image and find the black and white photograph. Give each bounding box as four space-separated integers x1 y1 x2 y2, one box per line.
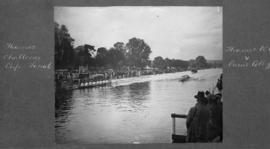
54 6 223 144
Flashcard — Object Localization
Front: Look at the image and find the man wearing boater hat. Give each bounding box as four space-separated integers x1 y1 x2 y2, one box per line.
186 91 209 142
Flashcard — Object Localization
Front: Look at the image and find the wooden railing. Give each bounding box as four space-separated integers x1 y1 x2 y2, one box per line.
171 113 187 143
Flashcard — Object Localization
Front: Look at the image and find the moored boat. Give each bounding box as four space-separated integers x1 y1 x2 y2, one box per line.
78 74 112 89
78 80 111 89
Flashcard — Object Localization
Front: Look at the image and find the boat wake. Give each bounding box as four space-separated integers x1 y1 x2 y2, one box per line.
111 73 183 87
111 69 221 87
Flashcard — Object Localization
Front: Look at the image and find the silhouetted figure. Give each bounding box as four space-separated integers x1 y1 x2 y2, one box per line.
207 95 222 142
186 91 209 142
216 74 223 91
205 90 211 102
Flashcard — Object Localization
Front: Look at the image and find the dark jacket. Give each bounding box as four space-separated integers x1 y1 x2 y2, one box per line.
207 103 222 141
186 103 210 142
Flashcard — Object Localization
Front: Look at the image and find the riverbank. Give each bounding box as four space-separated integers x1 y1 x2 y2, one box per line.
55 67 221 91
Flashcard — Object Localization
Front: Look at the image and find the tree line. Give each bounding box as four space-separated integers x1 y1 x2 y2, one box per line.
55 22 222 71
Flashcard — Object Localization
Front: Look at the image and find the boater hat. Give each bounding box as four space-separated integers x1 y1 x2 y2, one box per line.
194 91 205 99
194 91 208 104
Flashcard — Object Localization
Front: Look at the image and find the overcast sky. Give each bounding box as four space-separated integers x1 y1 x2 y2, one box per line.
54 7 222 60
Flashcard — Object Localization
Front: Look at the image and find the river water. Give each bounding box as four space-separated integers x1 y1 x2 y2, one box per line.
55 68 222 144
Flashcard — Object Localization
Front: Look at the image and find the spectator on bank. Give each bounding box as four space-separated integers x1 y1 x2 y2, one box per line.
207 94 223 142
215 93 223 106
216 93 223 141
186 91 210 142
205 90 210 97
216 74 223 91
205 90 211 102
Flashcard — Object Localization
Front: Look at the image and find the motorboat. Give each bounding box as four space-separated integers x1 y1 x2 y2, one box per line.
179 75 190 82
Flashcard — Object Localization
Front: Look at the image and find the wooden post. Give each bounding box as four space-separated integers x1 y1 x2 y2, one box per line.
172 117 176 135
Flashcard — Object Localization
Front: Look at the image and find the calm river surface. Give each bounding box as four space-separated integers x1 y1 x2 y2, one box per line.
55 68 222 144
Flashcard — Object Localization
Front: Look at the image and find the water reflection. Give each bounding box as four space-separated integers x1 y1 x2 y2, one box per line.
55 90 74 128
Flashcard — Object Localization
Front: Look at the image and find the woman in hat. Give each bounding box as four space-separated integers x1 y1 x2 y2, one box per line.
186 91 210 142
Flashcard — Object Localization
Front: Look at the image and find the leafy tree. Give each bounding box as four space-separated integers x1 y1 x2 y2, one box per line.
96 47 109 67
153 56 166 69
55 22 74 69
107 48 125 68
74 44 96 67
195 56 208 68
126 37 152 68
113 42 127 67
164 58 171 67
170 59 189 70
113 42 127 55
189 59 196 68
